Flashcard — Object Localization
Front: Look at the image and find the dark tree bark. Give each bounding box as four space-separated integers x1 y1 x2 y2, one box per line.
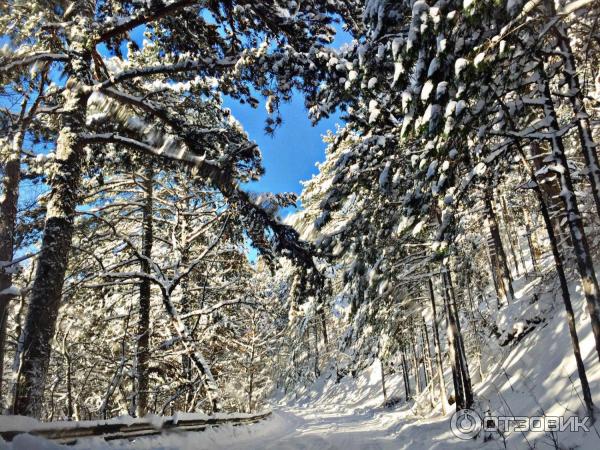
485 187 515 306
313 323 320 379
136 165 154 417
320 309 329 346
410 328 421 395
401 347 411 402
13 98 88 417
441 270 472 410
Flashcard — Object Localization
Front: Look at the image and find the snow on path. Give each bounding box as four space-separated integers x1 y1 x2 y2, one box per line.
2 404 476 450
37 405 488 450
254 405 492 450
259 406 405 450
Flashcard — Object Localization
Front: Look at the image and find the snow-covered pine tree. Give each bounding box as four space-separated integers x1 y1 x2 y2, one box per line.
1 0 346 417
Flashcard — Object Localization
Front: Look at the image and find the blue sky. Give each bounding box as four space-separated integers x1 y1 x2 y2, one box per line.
228 94 341 196
230 26 352 216
225 24 351 253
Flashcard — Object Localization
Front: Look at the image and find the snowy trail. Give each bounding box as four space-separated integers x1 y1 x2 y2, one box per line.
89 404 475 450
257 406 406 450
154 403 506 450
36 405 425 450
3 404 466 450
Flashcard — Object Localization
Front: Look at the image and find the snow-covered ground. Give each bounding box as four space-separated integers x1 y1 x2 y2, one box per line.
3 266 600 449
1 404 462 450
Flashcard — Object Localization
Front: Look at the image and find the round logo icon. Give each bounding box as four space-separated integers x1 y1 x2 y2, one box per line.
450 408 482 440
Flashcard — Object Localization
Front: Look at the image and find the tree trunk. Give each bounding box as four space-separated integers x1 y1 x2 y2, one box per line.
422 318 436 408
485 187 514 305
247 325 255 413
401 347 411 401
320 309 329 346
494 91 596 419
511 138 596 419
442 270 472 410
428 279 448 415
380 358 387 404
530 141 570 248
539 72 600 364
465 274 484 382
175 195 196 412
136 166 154 418
66 353 73 421
501 196 526 275
525 221 538 273
247 368 254 413
410 329 421 395
13 98 87 417
485 247 501 309
420 323 430 387
537 185 594 420
447 270 473 408
550 10 600 219
313 323 320 379
0 129 24 405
